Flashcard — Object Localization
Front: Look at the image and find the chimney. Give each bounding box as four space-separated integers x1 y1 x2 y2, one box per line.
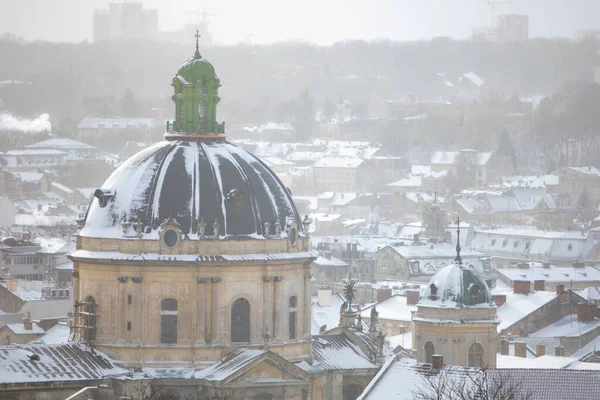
406 289 420 305
377 288 392 303
577 303 596 323
346 243 352 259
534 280 545 291
536 343 546 358
543 263 551 269
492 294 507 307
572 261 585 269
413 234 420 244
500 339 509 355
37 204 42 211
517 263 530 269
6 280 18 291
555 346 565 357
513 280 530 295
352 243 358 258
556 284 565 295
432 354 443 369
514 341 527 358
23 319 33 331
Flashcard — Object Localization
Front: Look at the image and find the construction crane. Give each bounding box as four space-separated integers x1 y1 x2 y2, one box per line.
486 0 511 28
182 6 215 27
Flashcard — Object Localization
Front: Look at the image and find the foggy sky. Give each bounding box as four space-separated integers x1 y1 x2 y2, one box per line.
1 0 599 44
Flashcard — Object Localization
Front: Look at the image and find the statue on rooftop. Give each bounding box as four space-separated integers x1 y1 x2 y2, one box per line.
369 306 379 332
343 279 356 313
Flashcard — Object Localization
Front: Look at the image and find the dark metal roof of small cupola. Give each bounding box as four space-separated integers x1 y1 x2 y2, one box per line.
80 139 300 240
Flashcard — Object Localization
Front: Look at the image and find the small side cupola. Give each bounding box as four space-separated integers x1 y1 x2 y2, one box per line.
170 30 224 136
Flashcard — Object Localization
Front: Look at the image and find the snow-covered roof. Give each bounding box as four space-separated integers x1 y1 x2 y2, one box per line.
77 117 160 130
501 175 560 188
9 171 44 183
313 256 348 267
0 343 123 383
430 150 492 165
411 165 431 175
242 122 293 132
497 266 600 284
3 149 67 156
25 138 96 150
496 354 576 369
460 72 485 87
4 323 45 335
531 314 600 338
360 295 416 322
259 156 294 167
387 175 422 189
578 286 600 302
419 262 494 308
194 348 266 381
50 182 73 194
493 286 556 332
313 157 364 168
384 243 486 260
303 333 377 372
285 151 324 162
312 293 346 335
360 356 600 400
568 166 600 176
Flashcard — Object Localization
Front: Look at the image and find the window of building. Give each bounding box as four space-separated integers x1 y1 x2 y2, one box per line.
85 296 97 342
160 298 178 344
513 241 519 248
502 239 508 247
424 341 434 364
491 239 496 246
380 261 386 270
568 243 573 251
231 298 250 343
198 100 207 131
468 342 484 368
127 295 132 305
127 321 131 331
525 241 531 250
289 296 297 340
178 100 184 127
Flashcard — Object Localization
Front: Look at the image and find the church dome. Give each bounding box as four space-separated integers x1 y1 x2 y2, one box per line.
421 262 492 307
80 138 300 240
177 54 219 85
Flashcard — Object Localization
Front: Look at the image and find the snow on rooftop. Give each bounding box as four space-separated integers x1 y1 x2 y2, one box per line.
5 323 45 335
568 166 600 176
531 314 600 338
313 256 348 267
496 354 576 369
498 266 600 284
361 295 416 322
50 182 73 194
313 157 364 168
25 138 96 150
494 288 556 332
387 331 413 350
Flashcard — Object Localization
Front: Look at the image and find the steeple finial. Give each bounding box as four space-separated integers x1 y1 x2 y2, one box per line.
455 216 462 264
194 29 201 59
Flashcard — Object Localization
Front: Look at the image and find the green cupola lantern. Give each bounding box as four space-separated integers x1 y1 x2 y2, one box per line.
171 31 224 135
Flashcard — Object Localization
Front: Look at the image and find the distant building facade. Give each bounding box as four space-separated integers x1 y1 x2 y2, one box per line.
93 2 158 42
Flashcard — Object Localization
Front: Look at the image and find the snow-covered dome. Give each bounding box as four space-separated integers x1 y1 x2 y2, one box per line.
421 262 492 307
80 138 300 240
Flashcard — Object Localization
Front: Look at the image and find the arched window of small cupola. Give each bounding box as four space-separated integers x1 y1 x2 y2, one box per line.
160 298 178 344
468 342 484 367
424 341 434 364
198 99 207 132
231 298 250 343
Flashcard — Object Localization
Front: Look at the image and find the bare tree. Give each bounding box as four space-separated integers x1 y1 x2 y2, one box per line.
130 382 233 400
413 368 533 400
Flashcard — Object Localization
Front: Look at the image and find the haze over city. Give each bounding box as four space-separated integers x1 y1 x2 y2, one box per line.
2 1 600 399
2 0 600 44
